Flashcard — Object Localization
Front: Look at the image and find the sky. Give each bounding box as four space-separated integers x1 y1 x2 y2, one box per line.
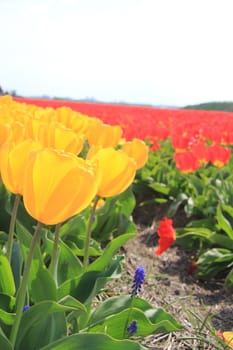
1 0 233 107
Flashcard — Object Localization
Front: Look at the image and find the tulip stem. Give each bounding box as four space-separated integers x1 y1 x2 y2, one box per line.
10 221 43 347
50 223 61 285
7 194 21 262
83 196 99 270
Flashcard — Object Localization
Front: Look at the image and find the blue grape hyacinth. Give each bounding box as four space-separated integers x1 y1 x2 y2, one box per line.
23 305 30 312
127 320 138 336
131 265 145 297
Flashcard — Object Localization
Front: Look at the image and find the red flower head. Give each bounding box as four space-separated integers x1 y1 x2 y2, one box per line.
174 151 200 173
208 144 231 167
155 217 176 256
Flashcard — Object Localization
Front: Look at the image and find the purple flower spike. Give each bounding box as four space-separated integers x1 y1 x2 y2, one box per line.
131 265 145 297
23 305 30 312
127 320 138 336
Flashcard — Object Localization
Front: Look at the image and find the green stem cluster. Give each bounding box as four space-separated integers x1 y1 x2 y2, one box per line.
50 223 61 285
7 194 21 262
83 196 100 270
9 221 43 347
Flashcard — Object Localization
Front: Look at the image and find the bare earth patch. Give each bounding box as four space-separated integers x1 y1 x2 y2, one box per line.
106 202 233 349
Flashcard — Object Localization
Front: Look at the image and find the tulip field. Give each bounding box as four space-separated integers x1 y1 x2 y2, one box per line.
0 95 233 349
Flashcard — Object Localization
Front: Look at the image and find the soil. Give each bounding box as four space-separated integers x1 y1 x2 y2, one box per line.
106 200 233 349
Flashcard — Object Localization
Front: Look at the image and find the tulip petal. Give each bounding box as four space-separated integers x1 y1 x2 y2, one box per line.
23 148 98 225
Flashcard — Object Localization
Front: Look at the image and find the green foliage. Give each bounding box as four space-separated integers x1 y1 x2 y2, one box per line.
135 138 233 286
0 255 15 296
0 179 182 349
0 181 11 232
15 301 68 350
85 295 182 338
40 333 148 350
16 222 57 303
196 248 233 279
91 187 137 242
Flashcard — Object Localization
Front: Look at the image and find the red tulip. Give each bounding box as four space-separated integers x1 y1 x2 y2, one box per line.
174 151 200 173
208 144 231 167
155 217 176 256
190 143 209 166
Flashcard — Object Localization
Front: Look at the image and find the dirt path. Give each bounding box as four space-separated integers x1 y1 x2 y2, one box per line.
106 201 233 349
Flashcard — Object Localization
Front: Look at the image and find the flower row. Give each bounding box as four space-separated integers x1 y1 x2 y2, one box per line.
13 96 233 172
0 95 148 225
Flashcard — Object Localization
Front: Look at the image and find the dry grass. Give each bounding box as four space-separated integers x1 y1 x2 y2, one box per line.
104 228 233 349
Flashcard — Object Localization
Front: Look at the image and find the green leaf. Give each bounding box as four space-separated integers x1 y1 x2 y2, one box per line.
58 295 87 314
0 232 8 246
167 193 188 217
0 293 15 326
88 233 135 272
57 256 122 305
114 187 136 217
0 309 15 326
0 181 11 233
64 237 102 257
59 210 89 242
15 300 80 350
88 295 150 325
154 198 168 204
210 233 233 250
86 295 182 338
92 188 136 242
16 222 57 302
224 267 233 289
58 213 103 257
221 204 233 219
40 333 148 350
196 248 233 279
216 205 233 239
0 255 15 296
44 234 83 285
176 227 213 249
186 218 215 230
148 182 170 195
0 294 15 312
0 328 13 350
6 194 36 233
88 307 182 338
10 242 23 291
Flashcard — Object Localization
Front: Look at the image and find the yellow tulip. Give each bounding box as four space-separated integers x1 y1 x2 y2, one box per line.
87 147 136 197
23 148 99 225
38 122 84 154
55 107 90 136
9 121 26 143
121 138 149 169
0 140 43 195
24 117 45 140
0 122 11 146
55 106 74 127
88 119 122 148
70 113 90 136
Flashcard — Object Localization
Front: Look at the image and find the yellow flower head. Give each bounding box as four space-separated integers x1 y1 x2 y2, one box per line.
38 121 84 154
87 147 136 198
88 119 122 148
121 138 149 169
23 148 99 225
0 140 43 195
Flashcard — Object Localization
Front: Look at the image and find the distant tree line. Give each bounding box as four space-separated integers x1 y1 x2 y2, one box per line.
1 85 233 112
0 86 17 96
184 101 233 112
